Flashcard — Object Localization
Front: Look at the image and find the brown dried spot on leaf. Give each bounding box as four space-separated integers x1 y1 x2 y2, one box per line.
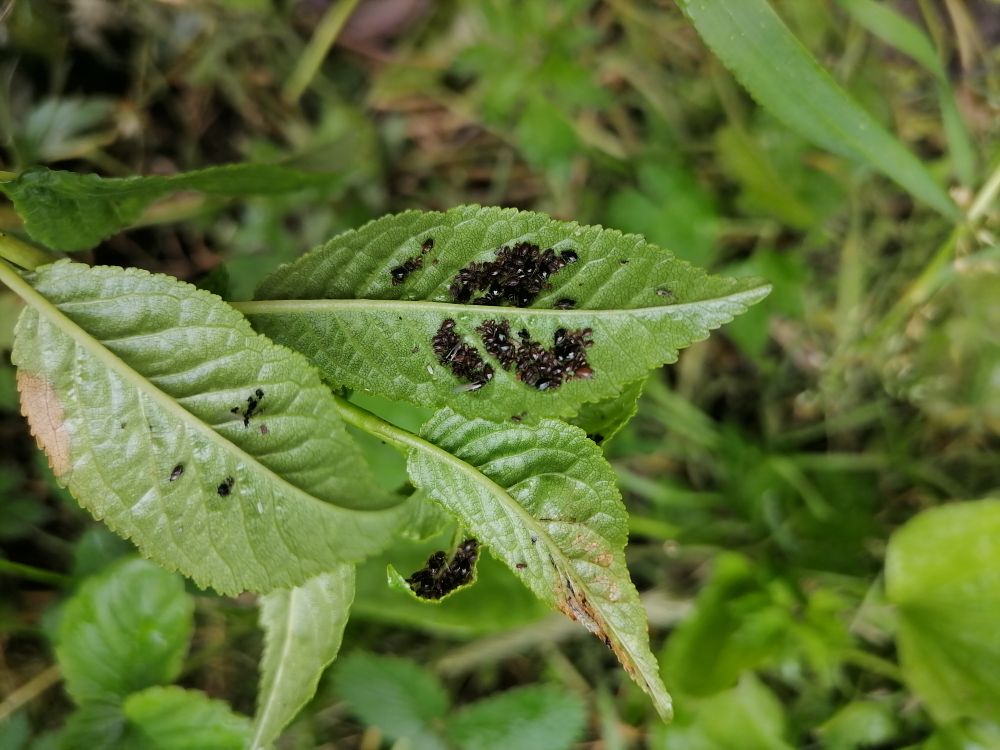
432 319 493 390
406 538 480 599
17 370 71 477
478 320 594 391
450 242 578 307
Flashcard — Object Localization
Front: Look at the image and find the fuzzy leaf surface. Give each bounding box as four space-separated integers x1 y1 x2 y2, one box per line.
886 499 1000 722
406 408 672 720
57 558 193 705
121 687 252 750
246 206 769 422
252 565 355 749
0 164 338 251
4 260 404 595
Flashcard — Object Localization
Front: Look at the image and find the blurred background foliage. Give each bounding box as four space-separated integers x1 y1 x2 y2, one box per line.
0 0 998 747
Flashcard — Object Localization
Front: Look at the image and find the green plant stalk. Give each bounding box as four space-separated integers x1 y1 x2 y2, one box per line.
867 158 1000 343
0 232 58 271
283 0 362 104
0 557 71 587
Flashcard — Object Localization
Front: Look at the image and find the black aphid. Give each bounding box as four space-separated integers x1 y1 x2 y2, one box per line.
449 242 578 307
421 238 434 253
554 298 576 309
390 255 423 285
432 319 494 389
405 538 480 600
217 476 234 497
169 464 184 482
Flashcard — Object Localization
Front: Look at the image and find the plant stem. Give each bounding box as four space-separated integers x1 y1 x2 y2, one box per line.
0 664 61 724
0 232 56 271
331 395 421 454
0 557 70 587
283 0 362 104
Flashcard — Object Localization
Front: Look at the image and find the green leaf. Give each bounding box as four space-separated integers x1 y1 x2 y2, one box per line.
56 558 193 705
405 407 672 721
569 377 646 447
661 554 788 697
0 164 339 252
676 0 959 219
59 702 127 750
653 675 794 750
246 206 769 422
332 652 450 750
445 685 586 750
3 260 406 595
120 686 252 750
885 499 1000 722
252 566 355 750
837 0 977 185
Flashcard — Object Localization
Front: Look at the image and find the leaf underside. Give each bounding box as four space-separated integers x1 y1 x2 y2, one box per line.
407 408 673 721
248 205 769 423
253 566 356 748
10 261 405 595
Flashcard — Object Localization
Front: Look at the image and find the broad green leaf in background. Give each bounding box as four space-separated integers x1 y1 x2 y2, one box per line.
0 164 340 252
676 0 960 219
332 652 450 750
120 686 252 750
252 566 355 750
885 499 1000 722
2 260 406 595
444 685 586 750
661 553 787 697
653 675 794 750
57 558 193 705
246 206 769 423
816 700 900 750
403 407 673 720
837 0 977 186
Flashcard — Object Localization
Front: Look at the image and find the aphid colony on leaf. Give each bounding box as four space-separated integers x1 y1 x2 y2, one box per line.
478 320 594 391
389 237 435 285
405 538 480 600
432 319 494 389
450 242 578 307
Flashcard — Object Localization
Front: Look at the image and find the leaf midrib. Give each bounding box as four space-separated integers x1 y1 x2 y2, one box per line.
0 260 401 517
234 284 771 319
332 398 655 697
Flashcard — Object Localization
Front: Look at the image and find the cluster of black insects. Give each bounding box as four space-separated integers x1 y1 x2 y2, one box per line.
405 538 480 599
450 242 578 307
389 238 434 285
230 388 265 427
478 320 593 390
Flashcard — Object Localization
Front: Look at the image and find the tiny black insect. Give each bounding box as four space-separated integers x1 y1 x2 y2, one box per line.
554 298 576 309
421 238 434 253
169 464 184 481
217 476 235 496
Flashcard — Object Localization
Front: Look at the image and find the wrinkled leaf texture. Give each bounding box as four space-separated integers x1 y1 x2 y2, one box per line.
246 206 769 422
5 260 405 595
